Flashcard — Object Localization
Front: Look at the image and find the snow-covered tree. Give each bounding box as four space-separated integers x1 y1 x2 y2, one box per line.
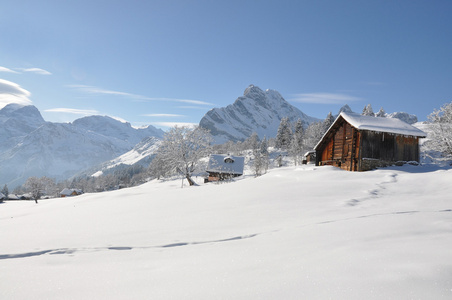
1 184 8 200
425 101 452 160
245 132 260 151
323 112 335 132
275 117 292 150
362 104 374 116
289 119 304 165
152 126 212 186
376 107 386 117
24 176 56 203
303 121 324 151
253 137 269 177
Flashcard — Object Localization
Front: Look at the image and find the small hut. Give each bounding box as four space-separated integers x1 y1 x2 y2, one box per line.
206 154 245 182
314 112 426 171
60 188 83 197
302 151 316 164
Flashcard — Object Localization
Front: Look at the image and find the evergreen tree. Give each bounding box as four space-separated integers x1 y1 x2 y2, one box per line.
275 117 292 150
362 104 375 116
259 137 269 174
252 135 269 177
376 107 386 117
323 112 335 131
303 121 325 151
245 132 260 151
1 184 8 200
289 119 305 165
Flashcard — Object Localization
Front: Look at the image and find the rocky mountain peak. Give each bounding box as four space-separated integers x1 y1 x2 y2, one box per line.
243 84 266 100
199 85 319 144
0 103 45 127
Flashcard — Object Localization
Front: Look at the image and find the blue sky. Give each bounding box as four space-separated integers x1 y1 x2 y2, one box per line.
1 0 451 129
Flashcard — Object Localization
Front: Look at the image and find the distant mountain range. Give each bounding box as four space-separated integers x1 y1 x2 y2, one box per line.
0 85 421 188
0 103 164 188
200 85 319 144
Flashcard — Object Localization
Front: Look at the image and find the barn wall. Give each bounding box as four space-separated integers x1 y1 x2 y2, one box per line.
317 121 359 171
361 132 419 162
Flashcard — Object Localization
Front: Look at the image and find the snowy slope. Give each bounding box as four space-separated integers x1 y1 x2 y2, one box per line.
1 164 451 299
200 85 319 144
90 136 161 177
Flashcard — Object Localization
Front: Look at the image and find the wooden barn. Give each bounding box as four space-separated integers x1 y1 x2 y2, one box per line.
314 112 427 171
206 154 245 182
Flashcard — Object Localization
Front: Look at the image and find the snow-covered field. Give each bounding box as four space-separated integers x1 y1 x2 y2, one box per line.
1 164 452 299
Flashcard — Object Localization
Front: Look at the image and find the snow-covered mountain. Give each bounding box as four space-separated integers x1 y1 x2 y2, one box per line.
89 136 161 177
386 111 418 124
0 103 46 152
199 85 319 144
0 104 164 188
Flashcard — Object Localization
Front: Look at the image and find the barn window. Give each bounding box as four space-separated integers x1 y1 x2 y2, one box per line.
224 157 234 163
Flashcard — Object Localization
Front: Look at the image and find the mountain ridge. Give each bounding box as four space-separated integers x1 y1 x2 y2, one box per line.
0 104 164 188
200 85 320 144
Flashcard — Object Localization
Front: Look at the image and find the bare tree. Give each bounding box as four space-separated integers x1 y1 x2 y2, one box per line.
153 126 212 186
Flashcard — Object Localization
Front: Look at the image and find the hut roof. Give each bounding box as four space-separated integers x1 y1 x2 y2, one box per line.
315 112 427 150
340 112 427 137
206 154 245 175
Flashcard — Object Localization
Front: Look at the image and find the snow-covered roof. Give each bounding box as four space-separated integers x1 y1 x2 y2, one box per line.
314 112 426 151
206 154 245 175
303 151 315 157
60 188 83 196
339 112 427 137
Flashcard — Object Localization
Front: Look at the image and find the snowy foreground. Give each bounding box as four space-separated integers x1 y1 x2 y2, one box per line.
1 165 452 299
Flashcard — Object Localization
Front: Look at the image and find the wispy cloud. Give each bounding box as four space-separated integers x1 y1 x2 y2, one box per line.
0 66 51 75
289 93 362 104
142 113 184 117
0 66 19 74
68 84 143 98
177 105 212 110
19 68 52 75
68 84 213 105
0 79 33 109
44 108 99 115
151 122 198 128
138 97 213 106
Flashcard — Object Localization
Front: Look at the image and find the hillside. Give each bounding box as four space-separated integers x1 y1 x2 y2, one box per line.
1 164 451 299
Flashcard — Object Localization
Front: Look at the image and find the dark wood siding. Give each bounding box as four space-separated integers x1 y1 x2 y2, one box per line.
317 119 359 171
361 132 419 162
316 115 421 171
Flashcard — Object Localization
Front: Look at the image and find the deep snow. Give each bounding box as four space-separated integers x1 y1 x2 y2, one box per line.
1 164 452 299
